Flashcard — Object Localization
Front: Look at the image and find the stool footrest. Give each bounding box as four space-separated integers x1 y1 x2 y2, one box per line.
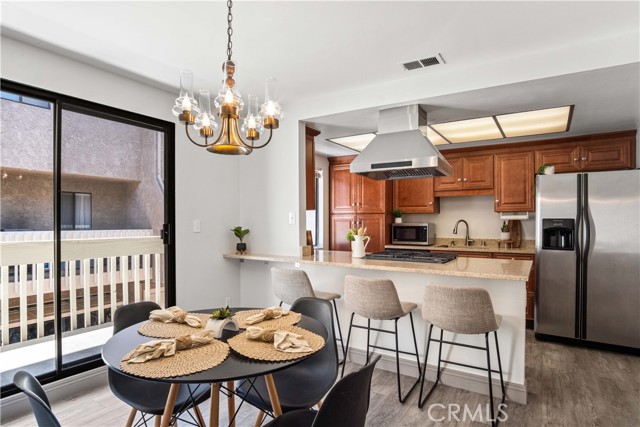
435 358 503 375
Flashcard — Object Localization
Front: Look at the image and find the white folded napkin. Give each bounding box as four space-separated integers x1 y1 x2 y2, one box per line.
246 326 311 353
124 330 214 363
149 306 204 328
244 306 289 325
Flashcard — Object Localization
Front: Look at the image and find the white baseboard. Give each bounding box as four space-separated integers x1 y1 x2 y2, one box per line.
346 348 527 405
0 366 108 423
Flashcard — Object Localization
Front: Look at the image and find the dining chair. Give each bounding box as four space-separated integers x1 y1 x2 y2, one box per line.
13 371 61 427
235 297 339 424
263 355 381 427
109 301 210 427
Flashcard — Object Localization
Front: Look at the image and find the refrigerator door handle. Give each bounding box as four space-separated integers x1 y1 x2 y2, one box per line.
581 174 591 339
575 174 583 339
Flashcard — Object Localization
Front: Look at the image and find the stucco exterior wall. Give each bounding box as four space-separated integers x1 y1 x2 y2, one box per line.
0 99 163 232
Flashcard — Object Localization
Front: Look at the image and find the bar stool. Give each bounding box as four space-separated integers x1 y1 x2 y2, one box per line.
341 275 421 403
271 267 345 360
419 284 506 426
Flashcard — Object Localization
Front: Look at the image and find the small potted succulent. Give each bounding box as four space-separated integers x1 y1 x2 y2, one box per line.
536 163 555 175
392 209 403 224
500 221 511 241
205 306 239 338
231 226 250 254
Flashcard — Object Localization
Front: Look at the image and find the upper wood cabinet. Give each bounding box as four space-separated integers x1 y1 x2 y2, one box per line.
434 153 493 195
305 127 320 210
534 132 635 173
393 178 439 213
494 150 535 212
329 157 388 214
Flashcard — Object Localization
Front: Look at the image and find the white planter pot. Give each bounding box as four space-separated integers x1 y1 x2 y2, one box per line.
394 218 402 224
500 232 511 241
205 317 239 338
544 165 555 175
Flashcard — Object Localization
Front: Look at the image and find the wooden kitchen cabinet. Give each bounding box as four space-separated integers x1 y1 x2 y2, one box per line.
535 136 634 173
305 127 321 210
329 156 391 251
434 153 493 196
493 253 535 327
329 158 388 214
393 178 439 213
494 150 535 212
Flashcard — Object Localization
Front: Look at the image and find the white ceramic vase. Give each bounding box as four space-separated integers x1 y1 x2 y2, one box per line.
204 317 239 338
351 235 371 258
500 232 511 241
394 217 402 224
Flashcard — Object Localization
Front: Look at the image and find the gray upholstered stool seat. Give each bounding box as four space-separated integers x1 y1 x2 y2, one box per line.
271 267 345 361
341 275 421 404
419 283 506 426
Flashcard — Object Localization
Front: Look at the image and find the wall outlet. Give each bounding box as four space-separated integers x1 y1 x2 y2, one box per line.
225 297 231 307
288 212 296 225
193 219 201 233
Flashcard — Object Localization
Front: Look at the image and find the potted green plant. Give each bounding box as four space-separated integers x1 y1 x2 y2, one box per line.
392 209 403 224
205 306 239 338
231 226 250 254
500 221 511 241
536 163 555 175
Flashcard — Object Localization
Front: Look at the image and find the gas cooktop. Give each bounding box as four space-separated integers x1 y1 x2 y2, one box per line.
364 249 457 264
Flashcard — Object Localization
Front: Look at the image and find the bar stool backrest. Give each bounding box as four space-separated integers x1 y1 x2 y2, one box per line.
344 275 404 320
423 284 499 334
272 267 316 305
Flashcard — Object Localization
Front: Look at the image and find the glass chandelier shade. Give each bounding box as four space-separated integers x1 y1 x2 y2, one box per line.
171 0 282 155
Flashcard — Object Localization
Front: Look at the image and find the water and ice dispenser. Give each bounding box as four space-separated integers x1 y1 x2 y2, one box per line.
542 219 575 250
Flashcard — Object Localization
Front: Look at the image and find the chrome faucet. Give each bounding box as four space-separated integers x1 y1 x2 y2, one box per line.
453 219 474 246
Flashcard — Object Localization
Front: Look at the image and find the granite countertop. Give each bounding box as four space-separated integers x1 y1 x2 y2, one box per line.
386 238 535 255
224 250 532 282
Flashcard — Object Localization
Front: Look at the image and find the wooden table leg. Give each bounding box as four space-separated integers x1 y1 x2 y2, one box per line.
227 381 236 427
210 383 220 427
161 384 180 427
264 374 283 417
193 404 206 427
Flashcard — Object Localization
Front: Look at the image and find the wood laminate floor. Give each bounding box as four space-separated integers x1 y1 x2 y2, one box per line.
4 331 639 426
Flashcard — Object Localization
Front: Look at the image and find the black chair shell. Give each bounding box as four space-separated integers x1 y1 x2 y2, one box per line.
13 370 62 427
236 297 339 414
264 355 381 427
108 302 209 419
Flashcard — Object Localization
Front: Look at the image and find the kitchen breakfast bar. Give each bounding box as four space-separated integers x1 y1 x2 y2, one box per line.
224 250 532 404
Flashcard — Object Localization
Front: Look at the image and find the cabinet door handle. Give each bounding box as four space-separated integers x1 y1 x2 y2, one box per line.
351 203 356 207
463 178 468 182
457 178 462 182
429 201 433 205
581 157 587 161
573 158 579 161
495 199 500 204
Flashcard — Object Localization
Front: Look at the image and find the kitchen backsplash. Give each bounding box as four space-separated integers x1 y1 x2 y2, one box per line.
404 195 536 240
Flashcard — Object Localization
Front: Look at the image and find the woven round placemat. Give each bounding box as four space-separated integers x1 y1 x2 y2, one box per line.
227 326 324 362
120 339 230 379
138 313 210 338
233 310 302 329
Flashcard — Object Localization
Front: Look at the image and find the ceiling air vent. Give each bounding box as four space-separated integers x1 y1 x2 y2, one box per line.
402 53 445 71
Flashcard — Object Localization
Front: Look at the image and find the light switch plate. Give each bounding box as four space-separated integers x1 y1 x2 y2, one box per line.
193 219 201 233
288 212 296 225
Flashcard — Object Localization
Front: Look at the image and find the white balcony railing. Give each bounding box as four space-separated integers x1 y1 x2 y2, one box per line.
0 233 164 347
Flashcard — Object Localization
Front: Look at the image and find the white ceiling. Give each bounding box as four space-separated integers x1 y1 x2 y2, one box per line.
2 1 639 156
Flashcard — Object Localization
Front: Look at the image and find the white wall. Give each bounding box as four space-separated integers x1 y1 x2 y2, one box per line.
405 196 535 241
0 36 241 310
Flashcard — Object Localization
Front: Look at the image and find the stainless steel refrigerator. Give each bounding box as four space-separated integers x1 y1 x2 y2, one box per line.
535 169 640 349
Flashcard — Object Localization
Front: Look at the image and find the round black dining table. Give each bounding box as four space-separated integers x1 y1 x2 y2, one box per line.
102 308 327 427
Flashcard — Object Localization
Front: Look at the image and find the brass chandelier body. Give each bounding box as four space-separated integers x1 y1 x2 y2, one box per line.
173 0 282 155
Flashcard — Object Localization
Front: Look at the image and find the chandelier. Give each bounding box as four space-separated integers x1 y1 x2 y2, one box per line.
171 0 283 155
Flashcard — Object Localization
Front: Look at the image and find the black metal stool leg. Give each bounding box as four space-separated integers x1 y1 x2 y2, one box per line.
331 299 346 365
418 323 434 409
395 314 421 404
366 318 371 364
494 331 506 399
485 332 496 427
340 312 355 378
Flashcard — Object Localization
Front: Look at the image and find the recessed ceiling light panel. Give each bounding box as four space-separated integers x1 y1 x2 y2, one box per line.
327 132 376 152
496 105 573 137
430 117 503 143
425 127 450 145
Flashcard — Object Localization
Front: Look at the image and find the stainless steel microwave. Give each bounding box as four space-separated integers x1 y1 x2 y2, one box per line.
391 223 435 246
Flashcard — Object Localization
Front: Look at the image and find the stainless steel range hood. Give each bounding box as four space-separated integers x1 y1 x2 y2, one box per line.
350 105 452 180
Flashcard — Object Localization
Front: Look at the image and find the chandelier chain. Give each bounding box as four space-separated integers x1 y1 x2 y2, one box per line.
226 0 233 60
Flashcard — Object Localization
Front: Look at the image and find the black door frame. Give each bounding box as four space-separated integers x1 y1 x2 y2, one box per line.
0 79 176 397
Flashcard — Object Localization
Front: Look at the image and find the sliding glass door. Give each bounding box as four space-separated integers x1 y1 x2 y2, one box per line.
0 80 175 396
